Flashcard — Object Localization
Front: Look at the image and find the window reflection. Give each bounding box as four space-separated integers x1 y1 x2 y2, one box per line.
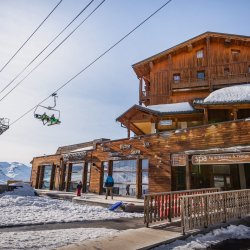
69 163 83 192
42 165 52 189
142 159 149 195
112 160 136 196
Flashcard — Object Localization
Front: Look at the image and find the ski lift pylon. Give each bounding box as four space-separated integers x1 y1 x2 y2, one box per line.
0 118 10 135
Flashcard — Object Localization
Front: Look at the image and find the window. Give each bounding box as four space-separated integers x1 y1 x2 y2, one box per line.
42 165 53 189
231 49 240 61
69 163 83 191
173 73 181 82
197 71 205 80
112 160 137 196
196 49 204 59
86 162 91 192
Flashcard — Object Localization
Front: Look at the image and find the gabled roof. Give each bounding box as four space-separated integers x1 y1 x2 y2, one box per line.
116 102 198 122
194 84 250 105
132 31 250 77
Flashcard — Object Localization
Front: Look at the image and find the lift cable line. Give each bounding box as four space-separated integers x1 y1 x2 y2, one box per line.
0 0 105 102
10 0 173 127
0 0 63 73
0 0 96 95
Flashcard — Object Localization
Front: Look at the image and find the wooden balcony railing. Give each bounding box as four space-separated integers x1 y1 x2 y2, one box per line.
212 72 250 86
144 187 220 227
180 189 250 234
171 78 209 89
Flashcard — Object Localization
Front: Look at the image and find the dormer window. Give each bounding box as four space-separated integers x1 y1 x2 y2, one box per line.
173 73 181 82
196 49 204 59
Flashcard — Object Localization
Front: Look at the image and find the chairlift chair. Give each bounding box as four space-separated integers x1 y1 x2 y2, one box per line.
0 118 10 135
34 93 61 126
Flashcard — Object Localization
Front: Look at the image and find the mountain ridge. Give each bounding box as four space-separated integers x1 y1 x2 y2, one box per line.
0 162 31 184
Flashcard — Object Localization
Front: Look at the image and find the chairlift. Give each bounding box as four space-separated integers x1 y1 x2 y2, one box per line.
34 93 61 126
0 118 10 135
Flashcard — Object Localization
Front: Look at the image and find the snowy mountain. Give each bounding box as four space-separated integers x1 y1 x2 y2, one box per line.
0 162 31 184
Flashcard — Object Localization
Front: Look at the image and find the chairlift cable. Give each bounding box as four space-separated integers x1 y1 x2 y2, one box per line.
10 0 173 127
0 0 63 73
0 0 105 103
0 0 96 95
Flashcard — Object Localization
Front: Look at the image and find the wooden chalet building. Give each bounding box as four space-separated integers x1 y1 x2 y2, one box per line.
31 32 250 198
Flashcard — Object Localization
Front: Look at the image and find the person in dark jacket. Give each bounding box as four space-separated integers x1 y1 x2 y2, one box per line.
105 175 114 199
76 181 83 196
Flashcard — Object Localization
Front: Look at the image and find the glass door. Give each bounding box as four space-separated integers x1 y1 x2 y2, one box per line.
69 163 83 192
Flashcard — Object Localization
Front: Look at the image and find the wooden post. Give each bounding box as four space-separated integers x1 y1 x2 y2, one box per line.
139 78 142 105
82 162 88 193
65 163 72 192
232 108 238 120
136 158 142 199
49 164 56 190
186 159 191 190
127 121 131 138
204 108 208 124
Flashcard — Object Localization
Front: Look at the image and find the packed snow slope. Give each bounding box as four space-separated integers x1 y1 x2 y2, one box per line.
0 184 143 227
0 162 31 183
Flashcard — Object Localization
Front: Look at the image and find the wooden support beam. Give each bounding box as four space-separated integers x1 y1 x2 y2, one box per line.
127 121 131 138
204 108 208 124
232 108 238 120
136 158 142 199
185 159 190 190
139 78 142 105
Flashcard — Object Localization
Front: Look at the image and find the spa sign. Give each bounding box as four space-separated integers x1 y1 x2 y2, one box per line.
192 152 250 165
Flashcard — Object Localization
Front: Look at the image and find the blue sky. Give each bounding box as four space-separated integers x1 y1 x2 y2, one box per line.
0 0 249 164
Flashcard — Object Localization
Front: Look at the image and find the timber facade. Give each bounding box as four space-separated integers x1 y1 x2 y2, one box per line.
31 32 250 198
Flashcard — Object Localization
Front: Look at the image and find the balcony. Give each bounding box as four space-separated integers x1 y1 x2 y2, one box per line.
212 73 250 88
171 78 209 90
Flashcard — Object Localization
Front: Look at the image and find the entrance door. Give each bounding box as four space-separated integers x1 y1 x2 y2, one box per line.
172 166 186 191
69 163 83 192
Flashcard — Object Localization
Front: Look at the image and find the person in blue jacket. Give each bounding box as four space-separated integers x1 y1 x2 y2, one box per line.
105 175 114 199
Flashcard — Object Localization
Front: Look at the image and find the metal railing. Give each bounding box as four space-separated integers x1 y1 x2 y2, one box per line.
144 187 220 227
180 189 250 234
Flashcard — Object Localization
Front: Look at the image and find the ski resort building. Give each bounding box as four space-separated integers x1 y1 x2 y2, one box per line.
31 32 250 198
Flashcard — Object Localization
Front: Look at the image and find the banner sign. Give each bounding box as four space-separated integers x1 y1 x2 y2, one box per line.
171 154 187 166
192 152 250 165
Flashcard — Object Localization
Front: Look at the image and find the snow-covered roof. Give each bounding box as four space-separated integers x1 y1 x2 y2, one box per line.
70 146 94 153
203 84 250 104
147 102 195 114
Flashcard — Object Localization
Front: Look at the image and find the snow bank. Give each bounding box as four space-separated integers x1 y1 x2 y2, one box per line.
154 224 250 250
0 195 143 226
0 227 118 250
0 182 36 197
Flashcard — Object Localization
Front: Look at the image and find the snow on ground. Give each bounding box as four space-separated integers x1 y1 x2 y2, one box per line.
0 227 118 250
0 194 143 227
153 224 250 250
